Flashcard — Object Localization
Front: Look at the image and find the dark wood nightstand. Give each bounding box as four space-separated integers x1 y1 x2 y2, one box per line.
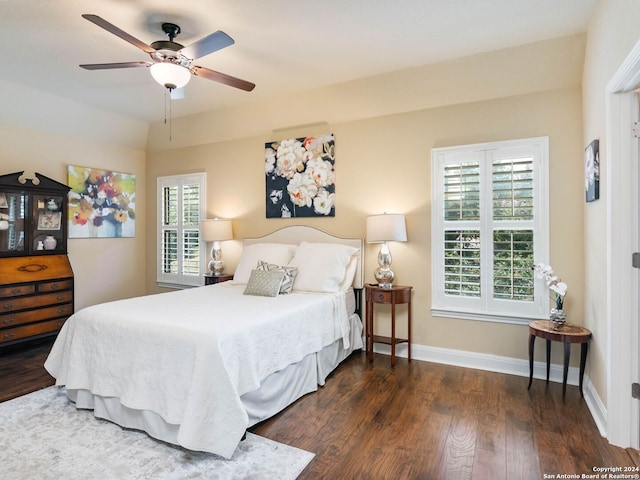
528 320 592 400
365 283 413 366
204 273 234 285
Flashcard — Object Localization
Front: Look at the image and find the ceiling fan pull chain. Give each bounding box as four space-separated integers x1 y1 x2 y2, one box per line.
161 87 173 141
164 88 168 125
164 86 173 142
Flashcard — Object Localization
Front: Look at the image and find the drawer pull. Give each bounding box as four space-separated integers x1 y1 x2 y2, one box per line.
4 333 15 339
50 283 60 290
56 295 66 301
3 317 15 325
2 303 13 310
11 288 22 294
58 307 68 314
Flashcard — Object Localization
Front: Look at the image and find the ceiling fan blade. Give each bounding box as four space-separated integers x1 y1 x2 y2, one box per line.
80 61 151 70
82 14 155 54
179 31 234 60
192 66 255 92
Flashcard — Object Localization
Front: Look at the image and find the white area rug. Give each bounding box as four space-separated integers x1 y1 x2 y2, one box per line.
0 387 314 480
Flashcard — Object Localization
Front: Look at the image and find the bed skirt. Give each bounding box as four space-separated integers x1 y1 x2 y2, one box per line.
66 313 363 450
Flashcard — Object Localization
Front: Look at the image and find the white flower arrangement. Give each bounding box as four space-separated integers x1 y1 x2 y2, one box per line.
533 263 568 310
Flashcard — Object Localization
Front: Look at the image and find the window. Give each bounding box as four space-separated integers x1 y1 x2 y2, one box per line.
431 137 549 323
157 173 206 288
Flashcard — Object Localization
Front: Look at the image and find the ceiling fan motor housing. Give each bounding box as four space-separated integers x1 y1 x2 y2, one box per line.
150 40 184 52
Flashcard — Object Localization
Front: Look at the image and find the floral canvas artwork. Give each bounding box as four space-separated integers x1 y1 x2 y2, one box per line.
67 166 136 238
265 134 335 218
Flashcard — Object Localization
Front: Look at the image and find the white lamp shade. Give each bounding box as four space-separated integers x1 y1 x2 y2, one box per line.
150 62 191 89
201 218 233 241
366 213 407 243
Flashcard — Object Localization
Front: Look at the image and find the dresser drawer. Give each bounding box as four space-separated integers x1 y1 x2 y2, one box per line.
366 288 412 304
37 279 73 293
0 290 73 313
1 303 73 328
0 254 74 348
1 318 66 343
369 290 393 303
0 284 36 298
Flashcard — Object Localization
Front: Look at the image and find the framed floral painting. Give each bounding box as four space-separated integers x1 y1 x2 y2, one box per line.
585 139 599 202
265 134 335 218
67 166 136 238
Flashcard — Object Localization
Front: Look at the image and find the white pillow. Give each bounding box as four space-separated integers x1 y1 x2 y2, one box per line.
233 243 297 284
338 254 359 291
288 241 359 293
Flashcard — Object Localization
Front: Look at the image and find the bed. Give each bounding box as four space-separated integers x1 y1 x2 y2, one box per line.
44 226 364 459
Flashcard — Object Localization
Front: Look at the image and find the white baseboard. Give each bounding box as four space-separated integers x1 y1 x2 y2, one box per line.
583 375 608 438
371 342 608 438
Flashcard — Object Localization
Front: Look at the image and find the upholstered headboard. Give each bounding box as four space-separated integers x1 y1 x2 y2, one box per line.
243 226 364 289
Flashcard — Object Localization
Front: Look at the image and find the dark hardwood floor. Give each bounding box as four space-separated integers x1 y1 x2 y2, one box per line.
2 340 639 479
0 339 56 402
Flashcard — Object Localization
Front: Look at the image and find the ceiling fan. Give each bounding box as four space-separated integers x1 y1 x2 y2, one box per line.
79 14 255 92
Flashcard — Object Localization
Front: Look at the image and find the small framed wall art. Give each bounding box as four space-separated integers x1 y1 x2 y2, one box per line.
67 166 136 238
585 139 599 203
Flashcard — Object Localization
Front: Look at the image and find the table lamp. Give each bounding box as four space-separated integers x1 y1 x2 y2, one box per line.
366 213 407 288
201 218 233 275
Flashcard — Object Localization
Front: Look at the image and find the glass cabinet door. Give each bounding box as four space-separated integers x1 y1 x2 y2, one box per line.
32 194 65 253
0 190 27 255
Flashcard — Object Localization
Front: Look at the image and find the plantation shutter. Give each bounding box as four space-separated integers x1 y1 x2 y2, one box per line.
442 162 482 298
182 183 201 276
157 173 206 287
491 156 535 303
431 138 549 323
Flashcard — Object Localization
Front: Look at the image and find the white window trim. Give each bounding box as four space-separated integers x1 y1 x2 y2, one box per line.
431 137 550 325
156 172 206 289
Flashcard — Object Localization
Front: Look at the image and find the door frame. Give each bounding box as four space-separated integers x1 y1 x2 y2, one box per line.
606 38 640 449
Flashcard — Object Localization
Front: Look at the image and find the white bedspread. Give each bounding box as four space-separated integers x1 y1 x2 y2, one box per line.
44 283 350 459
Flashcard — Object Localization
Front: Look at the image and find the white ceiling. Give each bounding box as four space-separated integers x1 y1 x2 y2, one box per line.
0 0 598 124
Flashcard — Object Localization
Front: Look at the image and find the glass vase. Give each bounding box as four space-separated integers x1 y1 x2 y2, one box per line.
550 308 566 330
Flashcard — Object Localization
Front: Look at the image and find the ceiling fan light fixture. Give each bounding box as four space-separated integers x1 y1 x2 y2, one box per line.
150 62 191 89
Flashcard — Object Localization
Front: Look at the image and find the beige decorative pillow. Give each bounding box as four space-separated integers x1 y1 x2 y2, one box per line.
256 260 299 294
243 269 286 297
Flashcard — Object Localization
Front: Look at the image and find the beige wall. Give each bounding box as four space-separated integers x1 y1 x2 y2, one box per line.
146 35 586 365
0 122 147 310
146 34 585 151
582 0 640 408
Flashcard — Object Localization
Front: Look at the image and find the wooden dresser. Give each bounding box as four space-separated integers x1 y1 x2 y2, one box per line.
0 255 74 346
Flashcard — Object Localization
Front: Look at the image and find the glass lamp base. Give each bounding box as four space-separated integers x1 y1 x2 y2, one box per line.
208 259 224 275
374 243 395 288
209 243 224 275
374 267 394 289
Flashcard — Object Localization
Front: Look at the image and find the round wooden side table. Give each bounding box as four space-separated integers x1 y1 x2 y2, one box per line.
527 320 592 400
